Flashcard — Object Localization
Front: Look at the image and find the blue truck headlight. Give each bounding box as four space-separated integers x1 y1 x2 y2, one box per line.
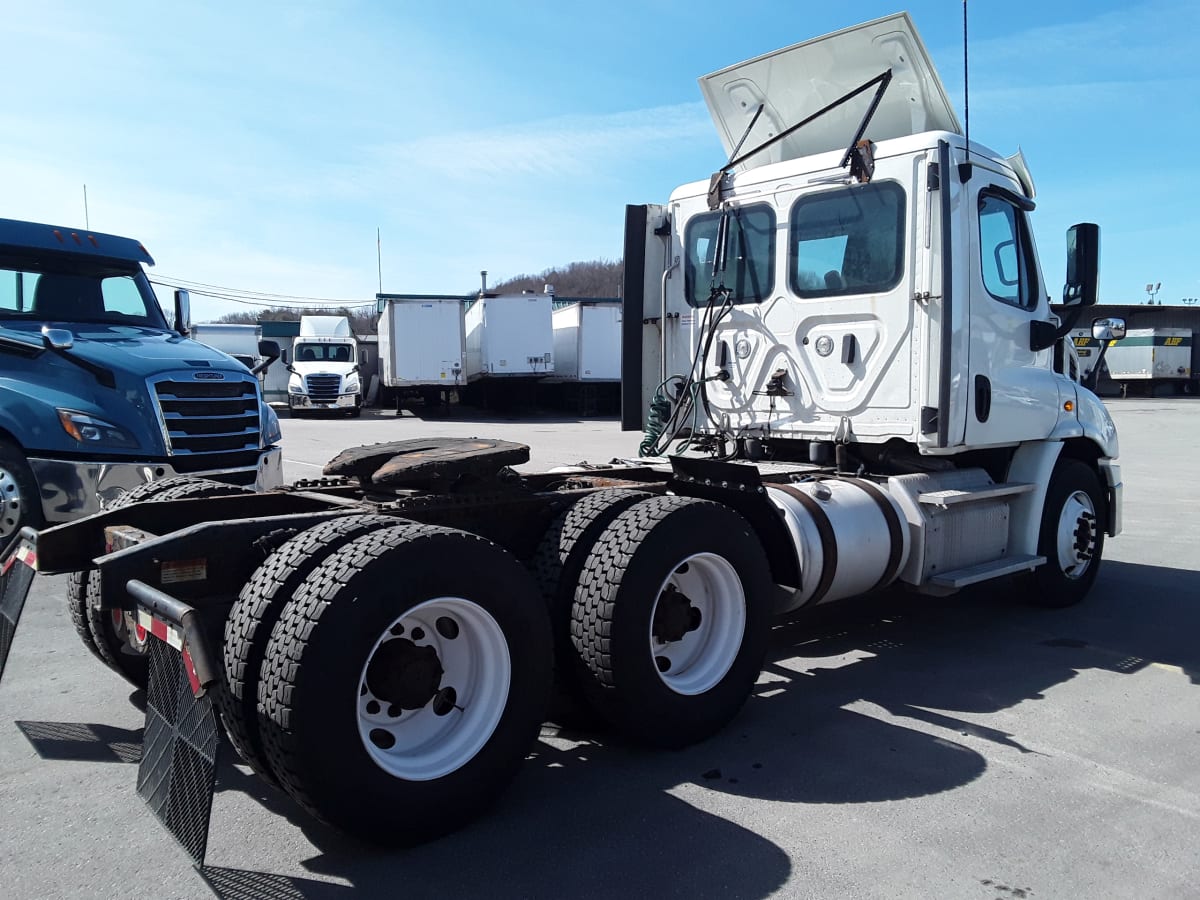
263 405 282 445
56 409 139 449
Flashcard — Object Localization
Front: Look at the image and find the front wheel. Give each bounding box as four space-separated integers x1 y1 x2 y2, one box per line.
571 496 773 748
0 440 43 560
257 524 552 844
1026 458 1106 608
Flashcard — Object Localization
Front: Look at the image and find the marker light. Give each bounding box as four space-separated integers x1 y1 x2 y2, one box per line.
1063 401 1074 412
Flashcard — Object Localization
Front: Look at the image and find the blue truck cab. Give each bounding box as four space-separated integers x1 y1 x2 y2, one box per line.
0 217 283 552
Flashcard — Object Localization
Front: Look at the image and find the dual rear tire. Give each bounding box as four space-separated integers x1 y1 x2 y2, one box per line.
225 521 552 844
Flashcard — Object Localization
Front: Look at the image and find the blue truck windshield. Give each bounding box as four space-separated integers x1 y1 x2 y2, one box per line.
0 262 167 328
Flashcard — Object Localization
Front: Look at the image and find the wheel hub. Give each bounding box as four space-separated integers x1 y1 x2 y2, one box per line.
653 584 702 644
365 638 444 710
1073 512 1096 560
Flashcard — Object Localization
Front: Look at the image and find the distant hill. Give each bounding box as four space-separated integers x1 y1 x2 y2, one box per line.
212 259 623 329
485 259 623 299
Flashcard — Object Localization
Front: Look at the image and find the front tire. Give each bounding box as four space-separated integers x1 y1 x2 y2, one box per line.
1027 458 1106 608
572 496 773 748
257 524 552 844
0 440 43 560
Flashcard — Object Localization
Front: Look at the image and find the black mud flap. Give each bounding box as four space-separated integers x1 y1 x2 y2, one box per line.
0 533 38 684
137 638 220 868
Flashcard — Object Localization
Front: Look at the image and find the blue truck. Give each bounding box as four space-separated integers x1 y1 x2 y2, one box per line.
0 216 284 557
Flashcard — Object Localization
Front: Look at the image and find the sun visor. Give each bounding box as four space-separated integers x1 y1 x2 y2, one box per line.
699 12 961 171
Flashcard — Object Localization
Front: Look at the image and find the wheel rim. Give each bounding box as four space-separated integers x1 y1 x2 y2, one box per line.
357 597 511 781
1055 489 1098 580
648 552 746 695
0 464 25 543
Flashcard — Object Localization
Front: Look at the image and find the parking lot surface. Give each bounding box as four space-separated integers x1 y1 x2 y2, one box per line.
1 400 1197 899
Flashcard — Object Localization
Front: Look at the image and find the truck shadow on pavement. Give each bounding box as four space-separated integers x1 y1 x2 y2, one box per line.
194 558 1200 899
22 560 1194 899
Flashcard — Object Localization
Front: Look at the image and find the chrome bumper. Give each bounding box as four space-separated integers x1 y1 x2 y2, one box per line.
28 447 284 525
289 393 358 410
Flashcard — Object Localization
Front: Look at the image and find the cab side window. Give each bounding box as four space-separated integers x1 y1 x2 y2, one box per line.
978 194 1038 309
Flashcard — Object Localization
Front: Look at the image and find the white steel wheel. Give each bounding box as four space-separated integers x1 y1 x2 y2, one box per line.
1054 488 1098 581
357 596 512 781
649 552 746 695
572 495 774 748
1028 458 1106 608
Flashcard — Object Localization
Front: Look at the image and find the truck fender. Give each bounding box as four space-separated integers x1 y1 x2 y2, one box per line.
1005 441 1063 557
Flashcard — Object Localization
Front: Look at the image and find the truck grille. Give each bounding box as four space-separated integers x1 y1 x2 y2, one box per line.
151 372 263 460
304 373 342 401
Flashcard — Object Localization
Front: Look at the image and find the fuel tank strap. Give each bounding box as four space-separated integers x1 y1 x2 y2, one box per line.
770 483 837 605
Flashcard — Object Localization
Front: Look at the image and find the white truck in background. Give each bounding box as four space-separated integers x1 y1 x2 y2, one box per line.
375 294 466 409
0 12 1127 856
285 314 363 416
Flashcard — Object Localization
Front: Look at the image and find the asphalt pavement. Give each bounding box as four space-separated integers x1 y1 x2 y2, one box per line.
0 399 1196 899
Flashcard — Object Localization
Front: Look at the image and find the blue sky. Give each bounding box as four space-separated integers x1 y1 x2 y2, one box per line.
3 1 1197 321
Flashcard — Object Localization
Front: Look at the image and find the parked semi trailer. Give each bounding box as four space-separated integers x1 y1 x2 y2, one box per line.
0 13 1124 858
1103 327 1195 396
375 293 467 409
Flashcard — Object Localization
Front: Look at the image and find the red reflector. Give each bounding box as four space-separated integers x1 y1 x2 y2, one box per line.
52 229 64 243
88 235 99 247
70 232 82 245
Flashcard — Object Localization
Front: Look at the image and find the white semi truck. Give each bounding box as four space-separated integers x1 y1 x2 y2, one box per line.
0 12 1124 859
284 314 363 416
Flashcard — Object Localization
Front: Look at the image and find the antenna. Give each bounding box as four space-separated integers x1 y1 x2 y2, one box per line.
83 184 90 229
960 1 972 181
376 227 382 294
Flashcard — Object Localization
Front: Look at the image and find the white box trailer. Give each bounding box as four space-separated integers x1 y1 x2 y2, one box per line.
189 322 262 371
376 295 467 405
1103 327 1195 395
465 291 554 380
552 301 622 382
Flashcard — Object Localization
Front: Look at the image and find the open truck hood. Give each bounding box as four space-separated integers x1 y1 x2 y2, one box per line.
699 12 961 171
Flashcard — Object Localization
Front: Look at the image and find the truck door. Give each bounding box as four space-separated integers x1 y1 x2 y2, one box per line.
963 179 1060 446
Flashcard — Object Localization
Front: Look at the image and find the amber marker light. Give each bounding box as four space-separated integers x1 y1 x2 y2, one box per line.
1063 401 1074 412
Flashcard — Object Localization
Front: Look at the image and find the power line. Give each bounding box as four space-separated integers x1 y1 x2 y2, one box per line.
149 278 375 310
151 273 369 305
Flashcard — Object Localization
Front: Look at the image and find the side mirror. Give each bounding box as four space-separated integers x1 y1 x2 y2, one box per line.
280 348 289 365
1062 223 1100 306
173 289 191 336
252 339 281 376
376 297 386 315
1092 316 1125 342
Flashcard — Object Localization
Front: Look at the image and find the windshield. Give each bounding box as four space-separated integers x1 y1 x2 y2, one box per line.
0 256 168 328
294 342 353 363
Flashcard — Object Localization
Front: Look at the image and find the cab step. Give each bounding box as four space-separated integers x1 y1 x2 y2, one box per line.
918 482 1036 507
928 553 1045 590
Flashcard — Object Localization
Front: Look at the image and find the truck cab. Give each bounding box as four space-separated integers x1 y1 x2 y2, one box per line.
285 315 363 416
627 12 1122 602
0 217 283 554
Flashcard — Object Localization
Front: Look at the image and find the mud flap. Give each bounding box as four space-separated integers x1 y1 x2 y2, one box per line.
137 637 220 868
0 533 38 684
